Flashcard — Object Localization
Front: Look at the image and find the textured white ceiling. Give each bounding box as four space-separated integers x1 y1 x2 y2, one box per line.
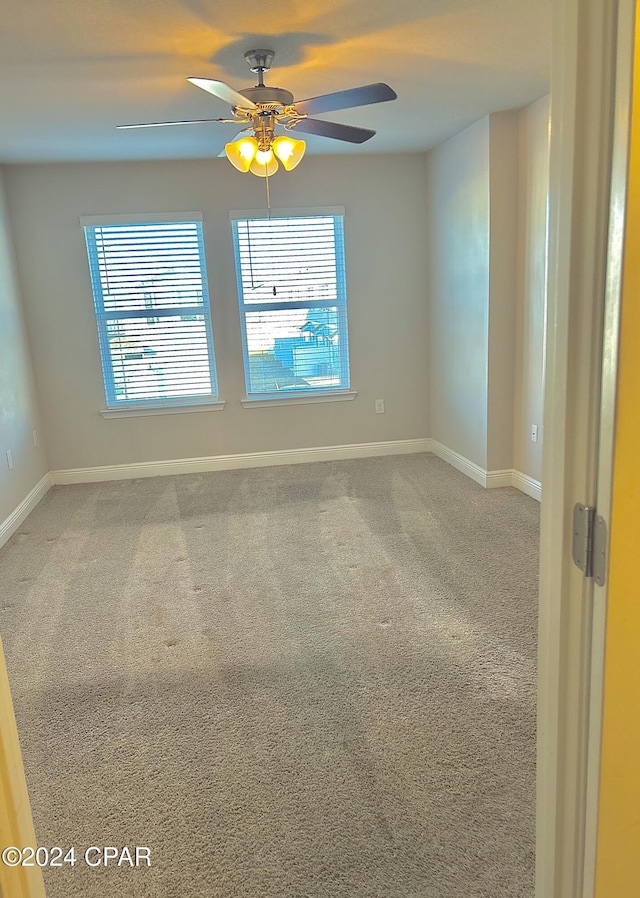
0 0 551 163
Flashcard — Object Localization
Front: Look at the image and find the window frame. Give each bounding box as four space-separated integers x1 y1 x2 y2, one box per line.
81 212 221 413
230 207 352 403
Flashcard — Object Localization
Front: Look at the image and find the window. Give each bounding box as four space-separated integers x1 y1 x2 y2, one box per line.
231 208 351 400
82 213 219 411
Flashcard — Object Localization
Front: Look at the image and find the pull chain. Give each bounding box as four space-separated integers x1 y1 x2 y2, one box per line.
265 168 271 216
265 170 277 296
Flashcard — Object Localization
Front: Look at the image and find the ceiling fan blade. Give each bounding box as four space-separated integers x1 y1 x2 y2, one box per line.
117 118 241 129
187 78 258 110
292 82 396 117
289 118 375 144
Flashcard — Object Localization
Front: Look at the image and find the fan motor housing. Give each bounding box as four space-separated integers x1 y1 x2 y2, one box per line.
238 86 294 108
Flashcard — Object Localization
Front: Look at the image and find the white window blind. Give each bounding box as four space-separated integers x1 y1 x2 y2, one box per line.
83 217 218 408
231 211 350 397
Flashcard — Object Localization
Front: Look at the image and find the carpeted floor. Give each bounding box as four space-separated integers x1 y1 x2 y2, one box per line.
0 454 538 897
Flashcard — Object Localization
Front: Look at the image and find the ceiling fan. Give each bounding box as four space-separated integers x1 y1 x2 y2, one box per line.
118 49 397 176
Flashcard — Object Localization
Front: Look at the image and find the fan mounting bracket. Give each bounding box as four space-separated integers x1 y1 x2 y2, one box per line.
244 49 275 75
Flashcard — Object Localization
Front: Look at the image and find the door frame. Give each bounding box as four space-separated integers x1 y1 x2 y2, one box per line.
0 636 46 898
0 3 633 898
582 0 635 892
537 1 634 896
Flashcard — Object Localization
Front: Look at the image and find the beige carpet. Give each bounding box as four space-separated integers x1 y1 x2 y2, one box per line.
0 454 538 897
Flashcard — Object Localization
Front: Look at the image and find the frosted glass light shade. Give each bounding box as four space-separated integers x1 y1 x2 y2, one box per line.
225 137 258 172
272 136 306 171
249 149 279 177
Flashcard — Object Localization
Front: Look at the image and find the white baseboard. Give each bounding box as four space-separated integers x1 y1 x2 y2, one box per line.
51 438 433 485
430 440 541 501
12 442 540 507
511 470 542 501
430 440 488 487
0 473 52 549
486 469 515 489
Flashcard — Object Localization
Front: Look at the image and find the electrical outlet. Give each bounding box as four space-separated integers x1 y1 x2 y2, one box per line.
531 424 538 443
33 429 38 448
6 450 13 470
375 399 385 414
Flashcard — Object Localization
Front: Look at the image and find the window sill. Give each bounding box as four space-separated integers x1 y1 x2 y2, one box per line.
241 390 357 409
100 400 225 419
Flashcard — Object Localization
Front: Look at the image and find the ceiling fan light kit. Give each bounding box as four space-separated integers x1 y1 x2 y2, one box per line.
118 49 397 177
225 133 306 175
225 136 259 172
272 135 306 171
250 148 279 178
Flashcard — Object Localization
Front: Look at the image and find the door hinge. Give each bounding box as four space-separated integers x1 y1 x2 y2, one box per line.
572 503 607 586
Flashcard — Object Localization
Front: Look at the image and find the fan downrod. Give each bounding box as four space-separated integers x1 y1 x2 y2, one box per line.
240 49 293 107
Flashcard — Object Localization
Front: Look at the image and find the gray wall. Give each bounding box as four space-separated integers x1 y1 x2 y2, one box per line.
4 155 430 472
487 110 519 473
425 99 549 479
514 95 549 482
0 169 48 521
1 101 549 498
425 117 491 470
